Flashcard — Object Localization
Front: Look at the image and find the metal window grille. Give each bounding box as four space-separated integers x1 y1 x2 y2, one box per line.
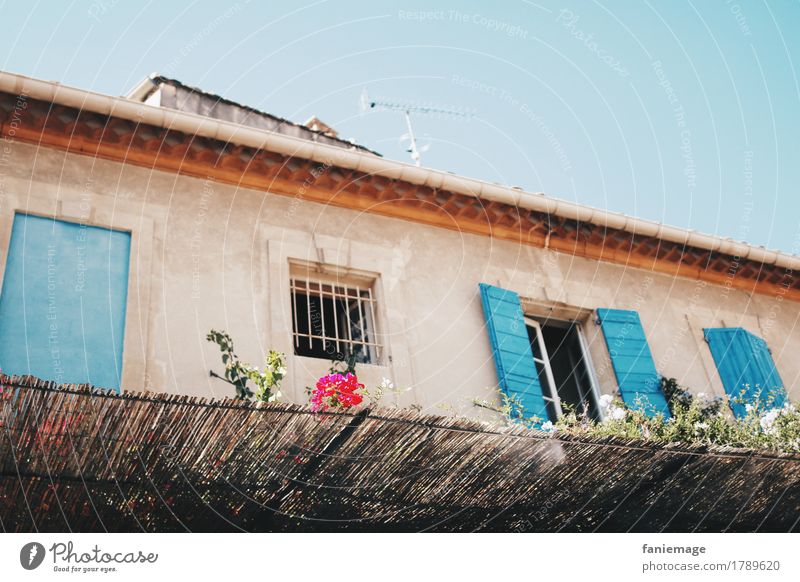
290 277 381 364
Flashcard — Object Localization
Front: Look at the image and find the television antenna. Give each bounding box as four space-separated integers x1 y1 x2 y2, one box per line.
360 89 475 166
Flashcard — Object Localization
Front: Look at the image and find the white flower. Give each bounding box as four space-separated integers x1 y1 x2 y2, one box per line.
760 408 781 434
540 421 556 433
379 377 395 391
695 392 715 409
600 399 627 423
609 406 627 421
276 366 287 376
694 421 709 431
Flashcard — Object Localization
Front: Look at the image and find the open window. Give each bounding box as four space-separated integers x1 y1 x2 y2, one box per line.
525 317 601 422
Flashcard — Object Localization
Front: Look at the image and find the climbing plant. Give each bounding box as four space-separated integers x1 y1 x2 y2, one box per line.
206 329 286 402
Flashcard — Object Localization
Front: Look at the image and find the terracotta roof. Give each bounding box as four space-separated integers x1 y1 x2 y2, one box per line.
0 70 798 301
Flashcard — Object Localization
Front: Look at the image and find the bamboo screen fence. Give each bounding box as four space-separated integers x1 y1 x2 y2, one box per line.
1 375 799 532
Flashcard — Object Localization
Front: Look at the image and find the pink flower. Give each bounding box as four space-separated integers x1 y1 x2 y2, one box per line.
311 373 364 412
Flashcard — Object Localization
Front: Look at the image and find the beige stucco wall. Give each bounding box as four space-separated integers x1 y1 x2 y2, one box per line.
1 141 798 419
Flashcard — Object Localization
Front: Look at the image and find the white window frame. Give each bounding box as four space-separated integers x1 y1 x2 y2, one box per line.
524 316 603 421
526 318 562 418
575 324 604 421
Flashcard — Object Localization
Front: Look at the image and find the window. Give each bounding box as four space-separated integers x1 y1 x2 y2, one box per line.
525 317 601 422
290 270 381 364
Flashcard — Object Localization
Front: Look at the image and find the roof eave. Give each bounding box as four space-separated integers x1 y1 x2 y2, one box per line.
0 69 797 273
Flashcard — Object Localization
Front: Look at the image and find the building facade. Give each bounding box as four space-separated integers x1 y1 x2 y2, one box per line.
0 71 797 423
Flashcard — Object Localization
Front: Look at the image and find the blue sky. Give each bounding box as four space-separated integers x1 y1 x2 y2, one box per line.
2 0 798 252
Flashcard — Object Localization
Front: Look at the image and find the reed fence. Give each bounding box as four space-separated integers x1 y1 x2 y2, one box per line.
1 375 798 532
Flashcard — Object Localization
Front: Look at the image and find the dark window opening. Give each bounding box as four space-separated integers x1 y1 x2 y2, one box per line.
291 278 379 364
526 320 600 422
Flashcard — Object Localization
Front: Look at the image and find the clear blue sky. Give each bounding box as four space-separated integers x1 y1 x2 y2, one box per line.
2 0 798 253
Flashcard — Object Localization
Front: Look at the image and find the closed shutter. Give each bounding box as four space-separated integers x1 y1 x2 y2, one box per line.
703 328 785 418
0 214 131 391
478 283 548 421
596 308 670 417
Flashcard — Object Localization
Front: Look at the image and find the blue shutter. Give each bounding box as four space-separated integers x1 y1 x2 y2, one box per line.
703 328 785 418
479 283 548 421
0 214 131 391
596 308 670 417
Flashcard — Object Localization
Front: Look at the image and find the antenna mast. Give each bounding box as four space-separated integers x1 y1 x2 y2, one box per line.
361 90 475 167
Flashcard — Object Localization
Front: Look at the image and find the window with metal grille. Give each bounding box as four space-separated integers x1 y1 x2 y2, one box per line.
290 275 381 364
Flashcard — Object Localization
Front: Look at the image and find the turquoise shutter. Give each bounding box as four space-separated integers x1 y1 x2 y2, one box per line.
703 328 785 418
479 283 548 421
596 308 670 417
0 214 131 391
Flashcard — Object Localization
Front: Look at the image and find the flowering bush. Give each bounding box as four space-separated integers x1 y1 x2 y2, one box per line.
360 376 402 407
248 349 287 403
207 329 286 402
552 381 800 453
480 378 800 453
311 373 365 412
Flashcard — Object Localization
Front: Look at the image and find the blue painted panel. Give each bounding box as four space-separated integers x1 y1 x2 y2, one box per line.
0 214 130 390
703 328 785 418
597 308 670 418
479 283 549 421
